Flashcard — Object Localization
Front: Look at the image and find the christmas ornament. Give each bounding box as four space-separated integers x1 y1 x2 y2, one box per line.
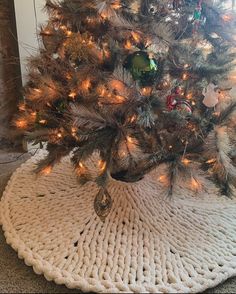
94 187 113 222
175 100 192 115
167 91 192 116
141 0 162 16
202 83 220 108
193 0 204 33
124 51 158 86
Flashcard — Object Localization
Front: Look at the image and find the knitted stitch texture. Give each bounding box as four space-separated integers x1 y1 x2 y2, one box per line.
1 151 236 293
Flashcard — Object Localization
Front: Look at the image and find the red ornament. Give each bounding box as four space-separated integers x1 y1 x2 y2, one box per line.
167 94 177 111
175 100 192 115
167 91 192 115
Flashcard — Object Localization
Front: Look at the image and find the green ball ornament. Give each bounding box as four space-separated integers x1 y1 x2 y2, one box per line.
124 51 158 86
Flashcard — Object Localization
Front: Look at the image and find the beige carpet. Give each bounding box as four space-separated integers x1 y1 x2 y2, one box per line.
0 151 235 293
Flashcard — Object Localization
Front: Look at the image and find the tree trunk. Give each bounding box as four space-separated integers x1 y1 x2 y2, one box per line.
0 0 23 150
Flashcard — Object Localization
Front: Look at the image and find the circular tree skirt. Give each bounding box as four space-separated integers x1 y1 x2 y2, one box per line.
1 152 236 293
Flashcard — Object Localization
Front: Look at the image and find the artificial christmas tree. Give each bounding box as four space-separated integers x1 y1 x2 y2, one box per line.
14 0 236 220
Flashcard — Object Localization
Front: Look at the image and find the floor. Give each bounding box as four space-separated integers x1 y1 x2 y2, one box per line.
0 150 236 293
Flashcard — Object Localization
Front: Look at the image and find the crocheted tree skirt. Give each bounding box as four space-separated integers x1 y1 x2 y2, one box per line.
0 152 236 293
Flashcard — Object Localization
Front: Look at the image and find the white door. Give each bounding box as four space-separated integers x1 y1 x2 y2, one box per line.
14 0 47 83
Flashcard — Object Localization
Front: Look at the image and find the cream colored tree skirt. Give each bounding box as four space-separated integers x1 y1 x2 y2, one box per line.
0 152 236 293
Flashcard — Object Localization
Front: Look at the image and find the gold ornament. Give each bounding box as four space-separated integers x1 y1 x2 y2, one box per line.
94 187 113 221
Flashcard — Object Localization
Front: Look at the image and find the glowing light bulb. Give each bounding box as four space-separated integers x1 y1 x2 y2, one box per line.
99 160 107 172
182 73 188 80
66 30 72 37
81 79 91 92
41 166 52 175
39 120 47 125
191 177 200 191
182 158 191 165
206 159 216 164
69 91 77 99
124 40 132 50
130 115 136 123
186 93 193 99
15 119 27 129
131 31 141 43
127 136 133 144
140 87 152 96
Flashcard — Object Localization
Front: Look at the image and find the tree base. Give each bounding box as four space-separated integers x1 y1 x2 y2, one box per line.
1 151 236 293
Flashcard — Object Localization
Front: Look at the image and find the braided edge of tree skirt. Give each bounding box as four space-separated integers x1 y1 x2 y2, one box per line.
0 151 236 293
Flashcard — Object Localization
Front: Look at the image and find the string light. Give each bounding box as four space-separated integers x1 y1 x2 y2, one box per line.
130 115 137 123
111 0 122 10
79 162 84 169
41 166 52 175
159 175 168 185
140 87 152 96
222 14 233 22
131 31 141 43
69 91 77 99
213 112 220 117
57 132 63 139
76 162 86 176
124 40 132 50
127 136 134 144
190 177 201 191
81 78 91 92
182 73 188 80
186 93 193 99
206 159 216 164
15 119 28 129
97 85 107 97
109 80 125 93
98 160 107 172
115 95 125 102
33 88 42 94
60 25 67 31
66 30 72 37
39 120 47 125
182 158 191 165
42 29 52 36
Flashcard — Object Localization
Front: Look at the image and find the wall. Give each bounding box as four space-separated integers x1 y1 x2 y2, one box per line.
14 0 47 84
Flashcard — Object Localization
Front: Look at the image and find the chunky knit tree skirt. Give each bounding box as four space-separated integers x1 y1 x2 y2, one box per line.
0 152 236 293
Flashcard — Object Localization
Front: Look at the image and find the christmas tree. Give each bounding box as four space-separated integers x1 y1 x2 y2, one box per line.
15 0 236 220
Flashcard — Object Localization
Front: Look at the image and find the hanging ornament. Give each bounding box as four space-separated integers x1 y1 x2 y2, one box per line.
175 100 192 115
193 0 204 34
94 187 113 222
202 83 220 108
124 51 158 86
141 0 160 16
167 90 192 116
